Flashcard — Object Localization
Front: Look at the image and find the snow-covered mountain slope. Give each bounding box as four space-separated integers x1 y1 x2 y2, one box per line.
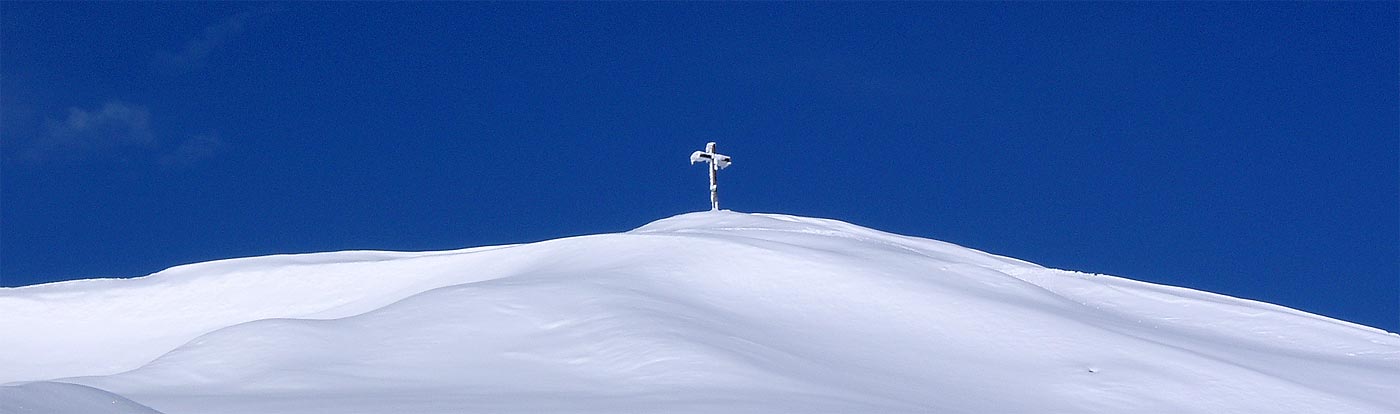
2 211 1397 414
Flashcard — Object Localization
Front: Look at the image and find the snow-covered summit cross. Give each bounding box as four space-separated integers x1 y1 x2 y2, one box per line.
690 142 732 211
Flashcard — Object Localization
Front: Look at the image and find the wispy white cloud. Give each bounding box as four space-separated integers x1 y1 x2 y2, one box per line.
19 102 225 167
161 132 226 167
151 11 263 72
33 101 154 159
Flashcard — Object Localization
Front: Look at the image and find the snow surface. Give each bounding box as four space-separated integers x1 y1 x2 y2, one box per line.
2 211 1397 413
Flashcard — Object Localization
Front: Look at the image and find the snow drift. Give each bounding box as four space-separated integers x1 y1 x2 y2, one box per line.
2 211 1397 413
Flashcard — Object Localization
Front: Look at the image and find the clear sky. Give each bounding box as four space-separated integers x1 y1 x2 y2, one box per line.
2 3 1396 331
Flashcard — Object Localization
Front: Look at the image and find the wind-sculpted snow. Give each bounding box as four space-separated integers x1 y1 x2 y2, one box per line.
0 382 162 414
2 211 1397 413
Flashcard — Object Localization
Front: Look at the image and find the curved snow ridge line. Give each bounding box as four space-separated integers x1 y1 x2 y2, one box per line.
8 211 1400 413
1008 267 1400 338
658 226 1036 271
0 381 165 414
71 279 908 407
1002 267 1400 410
632 212 1040 271
0 244 520 295
142 244 521 279
75 229 1396 413
73 264 981 411
39 223 984 395
0 232 664 385
0 242 539 385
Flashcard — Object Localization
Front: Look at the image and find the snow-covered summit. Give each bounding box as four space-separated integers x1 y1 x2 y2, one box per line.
2 211 1397 414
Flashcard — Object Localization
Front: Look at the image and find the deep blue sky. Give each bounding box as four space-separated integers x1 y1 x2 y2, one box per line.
2 3 1395 331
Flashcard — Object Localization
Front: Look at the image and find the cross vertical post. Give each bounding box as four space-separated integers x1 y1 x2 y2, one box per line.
690 142 732 211
707 142 719 211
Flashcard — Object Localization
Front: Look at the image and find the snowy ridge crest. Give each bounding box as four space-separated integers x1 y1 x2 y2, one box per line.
2 211 1397 414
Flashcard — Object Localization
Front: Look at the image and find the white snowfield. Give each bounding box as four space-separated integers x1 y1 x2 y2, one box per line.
2 211 1397 413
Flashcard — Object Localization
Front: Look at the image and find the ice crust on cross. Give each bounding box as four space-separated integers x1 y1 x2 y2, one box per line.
690 142 731 211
